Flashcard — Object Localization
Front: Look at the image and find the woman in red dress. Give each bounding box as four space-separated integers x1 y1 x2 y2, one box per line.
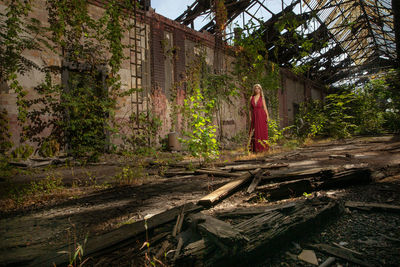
249 84 270 152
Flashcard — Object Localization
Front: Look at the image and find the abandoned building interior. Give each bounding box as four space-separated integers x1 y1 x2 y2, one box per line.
1 0 396 148
0 0 400 266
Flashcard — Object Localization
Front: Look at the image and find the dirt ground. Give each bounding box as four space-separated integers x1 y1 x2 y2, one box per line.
1 135 400 266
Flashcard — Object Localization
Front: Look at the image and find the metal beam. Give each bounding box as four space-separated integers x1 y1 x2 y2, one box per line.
359 0 380 56
393 0 400 65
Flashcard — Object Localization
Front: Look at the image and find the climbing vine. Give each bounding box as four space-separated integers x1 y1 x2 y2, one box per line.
0 0 45 142
232 21 281 121
14 0 136 160
172 46 238 162
273 12 327 75
213 0 228 34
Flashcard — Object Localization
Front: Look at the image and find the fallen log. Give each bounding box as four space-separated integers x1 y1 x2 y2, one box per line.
30 202 203 267
167 174 208 180
195 169 243 178
198 168 262 207
309 244 372 267
233 159 266 164
329 154 351 160
9 158 69 168
179 199 342 266
163 170 195 177
221 163 288 172
256 179 314 200
260 167 335 184
345 201 400 213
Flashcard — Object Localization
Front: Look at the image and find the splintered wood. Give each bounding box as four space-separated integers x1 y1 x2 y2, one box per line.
23 145 397 267
198 168 262 206
177 199 342 266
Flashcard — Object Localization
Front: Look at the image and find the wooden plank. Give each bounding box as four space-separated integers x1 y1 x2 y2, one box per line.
179 199 343 266
187 213 248 246
310 244 372 267
222 163 288 172
319 257 336 267
173 236 184 261
31 202 203 266
198 168 262 206
195 169 243 178
155 240 170 260
345 201 400 213
260 167 335 184
256 179 314 200
168 174 208 180
215 202 297 219
164 170 195 177
317 168 371 189
246 170 265 194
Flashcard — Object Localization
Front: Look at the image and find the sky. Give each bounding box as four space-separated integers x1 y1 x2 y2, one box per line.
150 0 292 32
151 0 209 29
151 0 194 20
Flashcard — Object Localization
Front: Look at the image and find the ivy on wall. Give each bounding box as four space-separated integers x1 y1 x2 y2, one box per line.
232 21 281 121
0 0 45 143
1 0 137 160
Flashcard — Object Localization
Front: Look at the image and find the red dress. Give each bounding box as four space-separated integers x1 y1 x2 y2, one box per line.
250 95 269 152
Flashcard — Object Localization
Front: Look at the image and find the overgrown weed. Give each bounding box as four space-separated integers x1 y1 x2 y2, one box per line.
113 164 148 185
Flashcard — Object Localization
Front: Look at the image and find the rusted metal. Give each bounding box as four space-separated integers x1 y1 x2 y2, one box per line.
174 0 396 84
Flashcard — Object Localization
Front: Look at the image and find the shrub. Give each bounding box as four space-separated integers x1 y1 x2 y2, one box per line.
180 87 219 163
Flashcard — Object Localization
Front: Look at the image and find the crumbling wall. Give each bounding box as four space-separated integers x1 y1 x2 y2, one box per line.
279 69 325 127
0 0 60 147
0 1 325 150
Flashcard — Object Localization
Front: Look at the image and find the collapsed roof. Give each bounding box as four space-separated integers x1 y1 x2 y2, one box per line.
175 0 398 85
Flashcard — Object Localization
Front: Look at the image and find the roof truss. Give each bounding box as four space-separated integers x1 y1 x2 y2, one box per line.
175 0 397 84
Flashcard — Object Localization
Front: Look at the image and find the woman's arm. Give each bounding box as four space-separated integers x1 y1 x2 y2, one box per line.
262 97 269 121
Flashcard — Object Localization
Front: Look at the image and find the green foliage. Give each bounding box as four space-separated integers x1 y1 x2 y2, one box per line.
172 48 239 162
296 100 326 139
0 0 45 141
292 64 311 76
352 81 385 135
267 119 294 145
229 130 248 146
63 70 112 160
296 93 356 139
4 174 64 204
38 139 60 158
17 0 135 160
173 47 238 133
113 165 147 185
29 174 64 194
181 87 219 163
0 109 13 154
11 144 34 160
233 21 280 120
295 70 400 139
381 69 400 133
121 111 162 155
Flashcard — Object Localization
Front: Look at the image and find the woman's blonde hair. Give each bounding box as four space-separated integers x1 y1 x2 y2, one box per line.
252 84 264 98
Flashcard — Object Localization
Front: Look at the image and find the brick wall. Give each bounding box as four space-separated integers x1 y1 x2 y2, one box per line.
0 1 326 150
